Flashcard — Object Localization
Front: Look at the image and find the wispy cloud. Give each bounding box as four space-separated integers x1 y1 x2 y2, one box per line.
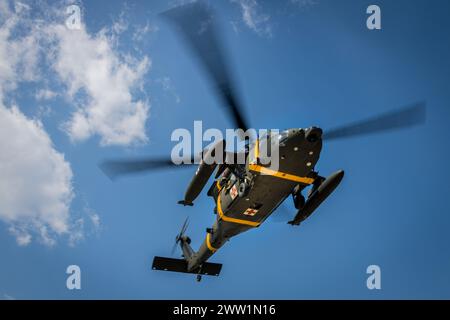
132 22 159 43
68 204 102 247
290 0 318 9
35 89 58 101
155 76 180 104
232 0 272 37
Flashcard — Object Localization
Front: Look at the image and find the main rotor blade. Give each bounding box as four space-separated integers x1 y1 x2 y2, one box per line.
100 149 240 180
323 102 426 141
99 156 195 180
162 2 250 134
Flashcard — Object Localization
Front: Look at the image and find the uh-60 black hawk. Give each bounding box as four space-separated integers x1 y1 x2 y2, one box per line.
100 2 426 282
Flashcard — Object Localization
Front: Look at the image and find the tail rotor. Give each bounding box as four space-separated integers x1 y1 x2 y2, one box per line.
171 217 189 256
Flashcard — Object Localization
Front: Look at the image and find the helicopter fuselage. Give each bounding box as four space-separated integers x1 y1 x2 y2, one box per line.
185 127 324 271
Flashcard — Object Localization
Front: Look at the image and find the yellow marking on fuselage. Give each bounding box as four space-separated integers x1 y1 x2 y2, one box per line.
254 138 259 162
248 164 315 185
206 232 218 253
217 193 260 227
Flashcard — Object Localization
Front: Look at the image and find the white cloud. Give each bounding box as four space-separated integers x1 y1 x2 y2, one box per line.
8 225 32 246
0 1 74 246
0 1 40 99
233 0 272 37
0 105 74 246
0 0 153 245
2 1 151 147
35 89 58 101
47 24 151 146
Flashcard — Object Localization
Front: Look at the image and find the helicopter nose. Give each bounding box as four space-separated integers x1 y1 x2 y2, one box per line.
305 127 323 143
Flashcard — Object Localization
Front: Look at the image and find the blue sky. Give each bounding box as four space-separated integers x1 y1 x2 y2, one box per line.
0 0 450 299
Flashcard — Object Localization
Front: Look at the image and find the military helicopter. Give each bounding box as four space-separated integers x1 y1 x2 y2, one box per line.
100 2 426 282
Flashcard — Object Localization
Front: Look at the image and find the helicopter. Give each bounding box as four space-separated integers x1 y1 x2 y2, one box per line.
100 2 426 282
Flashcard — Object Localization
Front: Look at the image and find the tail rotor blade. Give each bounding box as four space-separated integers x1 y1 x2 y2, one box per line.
180 217 189 236
171 241 178 256
323 102 426 141
172 217 189 256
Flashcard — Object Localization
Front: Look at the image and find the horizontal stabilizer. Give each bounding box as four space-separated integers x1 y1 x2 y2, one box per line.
152 256 222 276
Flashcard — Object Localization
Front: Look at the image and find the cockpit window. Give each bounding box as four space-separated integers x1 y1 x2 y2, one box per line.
246 130 289 154
278 130 289 143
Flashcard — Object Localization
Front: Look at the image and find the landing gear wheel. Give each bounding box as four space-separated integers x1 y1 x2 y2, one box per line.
238 181 250 198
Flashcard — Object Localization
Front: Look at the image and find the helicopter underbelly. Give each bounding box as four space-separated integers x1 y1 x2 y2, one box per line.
212 134 323 241
221 176 296 227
